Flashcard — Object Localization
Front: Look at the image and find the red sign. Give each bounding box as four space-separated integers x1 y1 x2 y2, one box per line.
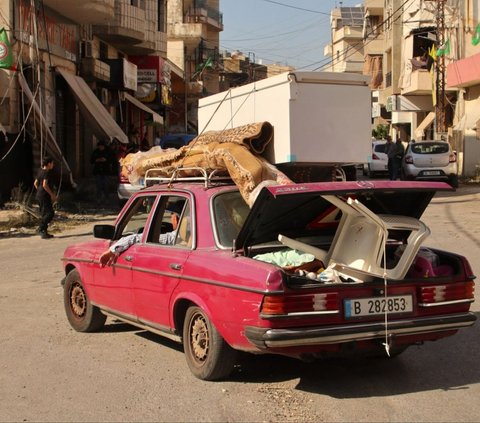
129 56 170 85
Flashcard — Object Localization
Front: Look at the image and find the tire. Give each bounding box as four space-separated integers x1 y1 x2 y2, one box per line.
366 165 372 178
64 269 106 332
183 306 237 381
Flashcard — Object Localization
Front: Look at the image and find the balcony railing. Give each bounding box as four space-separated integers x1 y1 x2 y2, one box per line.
385 71 392 88
184 3 223 30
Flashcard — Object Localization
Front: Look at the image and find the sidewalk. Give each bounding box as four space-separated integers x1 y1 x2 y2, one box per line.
0 199 120 237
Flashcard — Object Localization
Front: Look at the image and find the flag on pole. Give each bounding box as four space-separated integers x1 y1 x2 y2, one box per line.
428 45 436 106
473 23 480 46
0 27 15 70
436 39 450 56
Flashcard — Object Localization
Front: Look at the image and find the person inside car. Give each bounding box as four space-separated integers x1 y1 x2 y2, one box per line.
99 202 183 267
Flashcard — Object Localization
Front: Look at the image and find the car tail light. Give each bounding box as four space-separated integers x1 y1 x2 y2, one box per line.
405 155 413 164
419 281 474 306
261 293 339 317
372 153 380 160
449 153 457 163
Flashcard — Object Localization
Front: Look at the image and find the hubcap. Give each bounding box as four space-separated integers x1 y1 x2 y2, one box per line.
70 283 86 318
190 313 209 362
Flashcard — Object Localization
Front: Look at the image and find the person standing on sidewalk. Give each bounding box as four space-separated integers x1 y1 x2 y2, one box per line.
34 156 57 239
90 140 112 204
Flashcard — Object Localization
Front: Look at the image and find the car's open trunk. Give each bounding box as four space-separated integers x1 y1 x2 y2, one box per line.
236 181 463 286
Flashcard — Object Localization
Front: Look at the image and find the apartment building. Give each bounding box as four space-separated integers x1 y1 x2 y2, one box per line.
325 6 365 74
327 0 479 177
167 0 223 132
447 0 480 176
0 0 226 200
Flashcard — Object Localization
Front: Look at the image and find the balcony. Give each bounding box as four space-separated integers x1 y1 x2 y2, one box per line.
333 26 363 43
92 2 145 47
364 0 383 16
169 22 207 50
401 69 431 95
363 36 384 55
184 4 223 31
80 58 110 82
43 0 114 24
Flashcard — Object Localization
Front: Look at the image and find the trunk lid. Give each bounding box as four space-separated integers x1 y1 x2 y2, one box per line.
235 180 452 251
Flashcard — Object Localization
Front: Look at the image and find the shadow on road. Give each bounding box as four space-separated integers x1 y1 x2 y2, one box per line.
228 311 480 397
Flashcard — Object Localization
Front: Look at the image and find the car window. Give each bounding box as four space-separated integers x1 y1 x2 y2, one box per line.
374 143 386 153
213 191 250 247
411 142 449 154
118 195 157 238
147 195 192 248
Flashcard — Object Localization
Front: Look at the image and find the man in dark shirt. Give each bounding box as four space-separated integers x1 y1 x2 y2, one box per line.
34 156 57 239
90 140 112 203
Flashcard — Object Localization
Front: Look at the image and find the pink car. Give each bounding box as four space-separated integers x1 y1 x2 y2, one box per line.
62 177 476 380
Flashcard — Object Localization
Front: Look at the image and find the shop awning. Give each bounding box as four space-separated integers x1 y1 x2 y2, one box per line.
123 92 163 124
414 112 435 139
18 73 75 186
453 107 480 132
57 68 128 144
167 59 184 79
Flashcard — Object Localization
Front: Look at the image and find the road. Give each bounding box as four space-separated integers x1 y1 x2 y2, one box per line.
0 185 479 422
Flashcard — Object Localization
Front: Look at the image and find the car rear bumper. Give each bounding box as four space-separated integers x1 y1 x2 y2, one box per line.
245 312 476 349
403 165 457 179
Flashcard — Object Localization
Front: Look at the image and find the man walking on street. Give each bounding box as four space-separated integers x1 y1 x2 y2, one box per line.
34 156 57 239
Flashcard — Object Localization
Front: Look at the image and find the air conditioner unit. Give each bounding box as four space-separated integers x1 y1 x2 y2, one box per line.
100 88 110 105
80 40 94 58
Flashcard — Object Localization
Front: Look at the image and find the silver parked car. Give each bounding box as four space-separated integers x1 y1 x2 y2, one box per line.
402 140 458 187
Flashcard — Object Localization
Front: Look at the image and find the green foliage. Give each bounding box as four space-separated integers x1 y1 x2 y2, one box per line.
372 124 389 140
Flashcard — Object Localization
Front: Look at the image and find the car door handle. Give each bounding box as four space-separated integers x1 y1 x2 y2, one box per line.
170 263 182 270
124 255 134 262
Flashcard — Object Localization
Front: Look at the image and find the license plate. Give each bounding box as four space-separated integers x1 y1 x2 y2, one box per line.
344 295 413 318
423 170 441 176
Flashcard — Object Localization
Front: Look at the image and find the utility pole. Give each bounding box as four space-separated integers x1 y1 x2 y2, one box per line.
435 0 447 134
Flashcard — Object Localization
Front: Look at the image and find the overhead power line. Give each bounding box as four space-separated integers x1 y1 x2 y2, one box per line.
261 0 331 16
297 0 413 71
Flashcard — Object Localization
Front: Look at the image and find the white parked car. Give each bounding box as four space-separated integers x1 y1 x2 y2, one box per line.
402 140 458 187
363 140 388 177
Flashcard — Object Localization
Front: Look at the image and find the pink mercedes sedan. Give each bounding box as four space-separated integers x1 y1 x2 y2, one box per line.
62 176 476 380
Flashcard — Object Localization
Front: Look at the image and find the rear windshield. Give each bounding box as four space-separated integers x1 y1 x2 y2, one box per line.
374 143 387 153
212 191 250 247
411 142 449 154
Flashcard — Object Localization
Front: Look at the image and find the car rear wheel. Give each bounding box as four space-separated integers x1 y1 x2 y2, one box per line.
183 306 237 381
64 269 106 332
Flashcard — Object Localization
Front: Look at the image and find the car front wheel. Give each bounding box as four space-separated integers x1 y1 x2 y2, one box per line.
183 306 237 381
64 269 106 332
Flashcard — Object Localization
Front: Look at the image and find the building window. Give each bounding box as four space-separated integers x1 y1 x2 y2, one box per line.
157 0 166 32
99 41 108 60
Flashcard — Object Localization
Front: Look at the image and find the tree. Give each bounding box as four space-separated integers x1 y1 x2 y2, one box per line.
372 124 389 139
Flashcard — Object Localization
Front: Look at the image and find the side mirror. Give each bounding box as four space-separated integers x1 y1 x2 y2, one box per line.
94 224 115 240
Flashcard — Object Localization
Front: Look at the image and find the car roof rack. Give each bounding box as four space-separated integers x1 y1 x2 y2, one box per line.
144 166 232 188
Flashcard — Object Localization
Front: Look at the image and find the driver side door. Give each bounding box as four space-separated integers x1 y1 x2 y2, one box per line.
93 194 157 319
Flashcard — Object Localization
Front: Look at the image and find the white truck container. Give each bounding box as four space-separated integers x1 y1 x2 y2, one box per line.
198 71 371 170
